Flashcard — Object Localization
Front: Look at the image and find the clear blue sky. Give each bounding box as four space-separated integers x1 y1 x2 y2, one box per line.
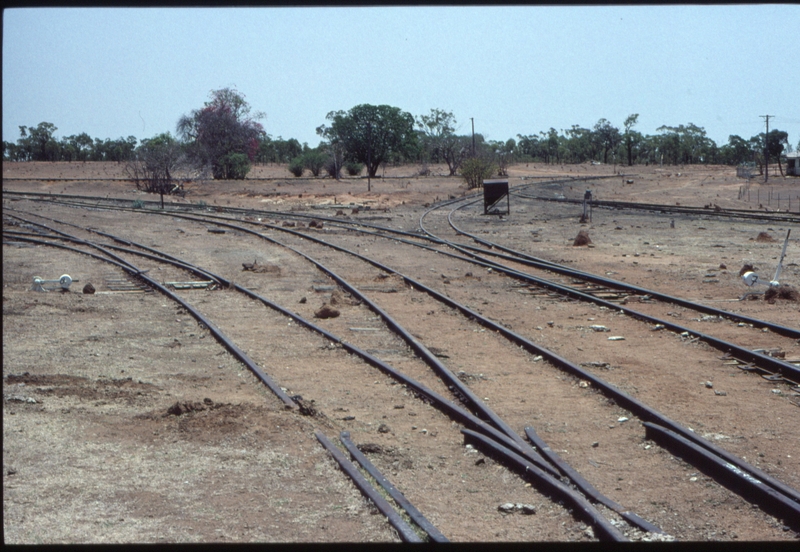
3 6 799 150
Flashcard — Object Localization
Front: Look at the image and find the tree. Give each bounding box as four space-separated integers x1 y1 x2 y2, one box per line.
623 114 639 166
655 123 716 165
487 138 516 176
720 135 754 166
563 126 594 163
415 109 471 176
766 129 789 176
317 104 417 178
593 119 621 165
17 122 58 161
539 128 561 164
516 134 542 161
125 132 189 208
177 88 265 179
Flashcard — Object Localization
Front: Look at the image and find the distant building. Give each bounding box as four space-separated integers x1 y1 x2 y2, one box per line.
787 152 800 177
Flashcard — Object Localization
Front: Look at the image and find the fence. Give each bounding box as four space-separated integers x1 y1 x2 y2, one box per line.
738 184 800 213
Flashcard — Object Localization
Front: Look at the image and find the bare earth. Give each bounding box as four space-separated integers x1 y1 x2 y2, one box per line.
3 161 799 543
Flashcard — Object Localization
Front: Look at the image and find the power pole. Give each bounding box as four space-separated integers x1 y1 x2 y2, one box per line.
367 122 372 192
470 118 475 157
760 115 773 182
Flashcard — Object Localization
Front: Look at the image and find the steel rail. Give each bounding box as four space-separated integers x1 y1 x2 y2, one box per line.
214 216 800 509
3 234 297 410
126 207 800 508
339 431 450 543
8 199 800 510
3 210 226 287
33 192 791 349
103 207 800 533
441 200 800 339
148 211 562 476
523 427 664 535
6 228 644 539
513 192 800 223
6 207 666 534
3 221 223 289
313 430 424 542
1 210 565 478
414 204 800 381
642 422 800 531
461 429 627 542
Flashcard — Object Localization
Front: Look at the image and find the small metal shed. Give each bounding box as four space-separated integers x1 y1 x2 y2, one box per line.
483 179 509 215
786 152 800 177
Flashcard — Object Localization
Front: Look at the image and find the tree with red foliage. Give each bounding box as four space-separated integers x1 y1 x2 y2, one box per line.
177 88 265 179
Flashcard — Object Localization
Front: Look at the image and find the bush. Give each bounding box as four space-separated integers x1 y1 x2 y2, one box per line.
216 152 251 180
288 157 304 177
132 199 145 209
345 161 363 176
460 156 496 189
302 151 329 177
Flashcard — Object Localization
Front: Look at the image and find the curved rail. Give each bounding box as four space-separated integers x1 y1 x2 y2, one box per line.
442 198 800 339
6 197 800 529
4 218 639 539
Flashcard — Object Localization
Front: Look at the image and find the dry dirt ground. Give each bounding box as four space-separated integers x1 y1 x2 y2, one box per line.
3 161 799 543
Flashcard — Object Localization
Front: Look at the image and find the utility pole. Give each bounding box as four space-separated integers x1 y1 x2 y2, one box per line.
367 122 372 192
760 115 773 182
470 118 475 157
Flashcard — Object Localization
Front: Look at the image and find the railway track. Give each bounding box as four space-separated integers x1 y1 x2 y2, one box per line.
513 193 800 224
4 194 799 541
4 209 655 541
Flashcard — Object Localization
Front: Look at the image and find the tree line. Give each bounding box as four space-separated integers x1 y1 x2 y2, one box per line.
5 89 797 189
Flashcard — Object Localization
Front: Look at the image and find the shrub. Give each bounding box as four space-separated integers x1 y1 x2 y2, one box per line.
132 199 145 209
302 151 329 177
288 157 304 177
345 161 363 176
460 156 496 189
216 152 251 180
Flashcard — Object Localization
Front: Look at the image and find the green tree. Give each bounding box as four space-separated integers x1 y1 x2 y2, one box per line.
563 126 595 163
176 88 265 179
765 129 789 176
539 128 561 164
301 150 329 177
623 114 639 166
593 119 621 165
655 123 716 165
17 122 58 161
317 104 417 178
719 135 752 165
415 108 471 176
516 134 542 161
